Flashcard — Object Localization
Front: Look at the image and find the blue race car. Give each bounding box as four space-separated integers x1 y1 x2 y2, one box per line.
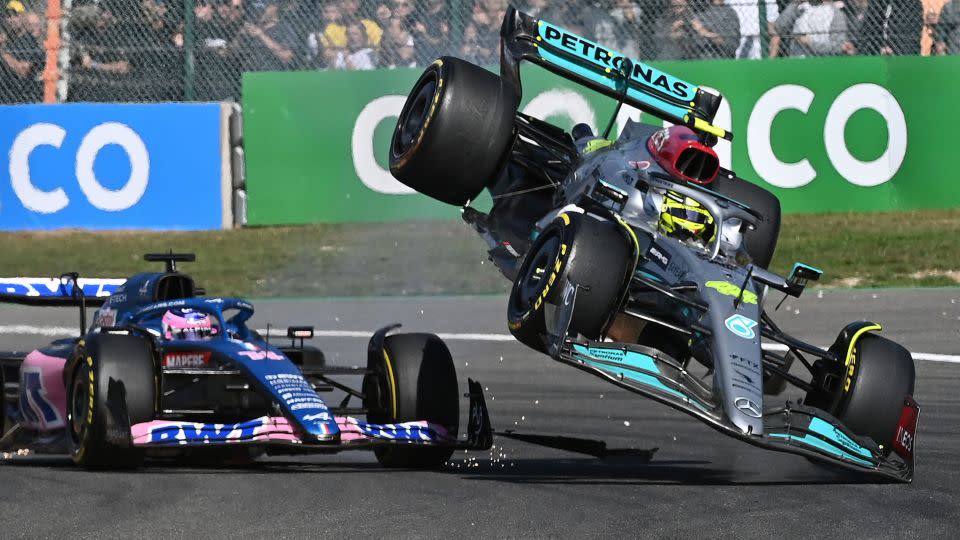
0 253 491 469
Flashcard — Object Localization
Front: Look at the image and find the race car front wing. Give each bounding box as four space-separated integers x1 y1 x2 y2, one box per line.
128 379 493 453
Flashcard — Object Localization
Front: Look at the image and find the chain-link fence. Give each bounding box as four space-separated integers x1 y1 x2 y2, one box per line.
0 0 954 104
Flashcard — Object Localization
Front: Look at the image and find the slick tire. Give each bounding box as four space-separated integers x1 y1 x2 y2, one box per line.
833 334 915 454
364 333 459 469
67 334 156 470
507 212 634 353
389 56 518 206
711 175 781 269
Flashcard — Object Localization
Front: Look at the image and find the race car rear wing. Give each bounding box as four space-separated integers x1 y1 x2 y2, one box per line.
499 7 731 141
0 276 124 335
0 276 123 307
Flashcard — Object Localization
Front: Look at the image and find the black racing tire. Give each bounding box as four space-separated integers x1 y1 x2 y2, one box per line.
389 56 518 206
67 334 156 470
507 212 634 353
711 175 781 269
363 333 459 469
833 334 915 453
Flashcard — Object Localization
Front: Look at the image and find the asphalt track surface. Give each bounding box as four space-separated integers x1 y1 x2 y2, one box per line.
0 289 958 539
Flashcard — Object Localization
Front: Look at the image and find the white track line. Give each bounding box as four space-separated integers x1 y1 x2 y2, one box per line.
0 324 956 364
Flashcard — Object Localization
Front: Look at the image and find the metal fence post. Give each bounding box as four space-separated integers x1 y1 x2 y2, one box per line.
184 0 196 101
759 0 769 58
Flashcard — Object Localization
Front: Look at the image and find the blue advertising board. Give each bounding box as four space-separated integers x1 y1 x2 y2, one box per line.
0 103 223 230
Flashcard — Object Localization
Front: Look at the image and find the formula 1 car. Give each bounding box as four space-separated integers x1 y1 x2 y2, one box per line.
388 7 919 481
0 253 491 469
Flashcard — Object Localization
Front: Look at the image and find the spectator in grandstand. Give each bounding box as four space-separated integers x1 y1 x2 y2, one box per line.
0 0 43 102
240 0 300 72
308 1 346 68
841 0 871 53
652 0 692 59
590 0 652 60
329 20 377 70
459 23 487 64
690 0 742 58
381 27 416 68
857 0 923 54
919 0 947 55
769 0 849 57
412 0 450 61
124 0 183 101
522 0 550 17
728 0 779 58
461 0 504 65
342 0 383 47
193 0 244 100
386 0 416 28
936 0 960 52
68 2 134 101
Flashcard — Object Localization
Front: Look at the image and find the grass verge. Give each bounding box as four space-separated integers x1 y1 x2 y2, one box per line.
0 210 957 297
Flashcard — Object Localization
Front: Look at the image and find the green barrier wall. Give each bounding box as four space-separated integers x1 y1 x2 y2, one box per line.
243 56 960 225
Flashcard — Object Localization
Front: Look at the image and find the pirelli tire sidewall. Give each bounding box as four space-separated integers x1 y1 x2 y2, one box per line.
834 334 915 454
370 333 459 469
507 213 633 352
389 56 518 206
67 334 156 469
507 217 573 353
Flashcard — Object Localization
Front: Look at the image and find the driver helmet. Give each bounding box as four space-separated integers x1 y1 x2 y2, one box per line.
162 308 216 341
659 191 716 245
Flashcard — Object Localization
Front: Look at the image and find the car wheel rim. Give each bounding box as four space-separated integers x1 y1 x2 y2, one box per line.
69 368 89 443
394 73 438 156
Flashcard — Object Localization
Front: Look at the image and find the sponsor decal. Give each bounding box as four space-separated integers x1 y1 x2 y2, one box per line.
148 419 263 444
646 242 671 269
238 350 285 361
95 307 117 328
539 23 693 99
0 278 123 297
264 373 330 413
892 396 920 462
138 280 150 296
163 351 211 368
734 397 762 418
706 281 758 305
650 128 669 153
628 160 651 170
725 314 758 340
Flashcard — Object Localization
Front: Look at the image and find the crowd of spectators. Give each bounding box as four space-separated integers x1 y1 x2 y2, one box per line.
3 0 960 103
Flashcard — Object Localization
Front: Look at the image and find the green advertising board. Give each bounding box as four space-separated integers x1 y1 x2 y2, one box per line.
243 56 960 225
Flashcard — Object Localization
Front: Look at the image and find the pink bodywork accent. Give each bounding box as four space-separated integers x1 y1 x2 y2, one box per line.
19 349 68 432
131 416 302 446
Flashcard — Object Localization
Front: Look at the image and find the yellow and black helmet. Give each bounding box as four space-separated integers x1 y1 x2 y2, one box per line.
659 192 716 243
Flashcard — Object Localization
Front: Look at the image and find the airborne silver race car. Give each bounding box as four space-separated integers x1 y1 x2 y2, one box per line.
387 7 919 482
